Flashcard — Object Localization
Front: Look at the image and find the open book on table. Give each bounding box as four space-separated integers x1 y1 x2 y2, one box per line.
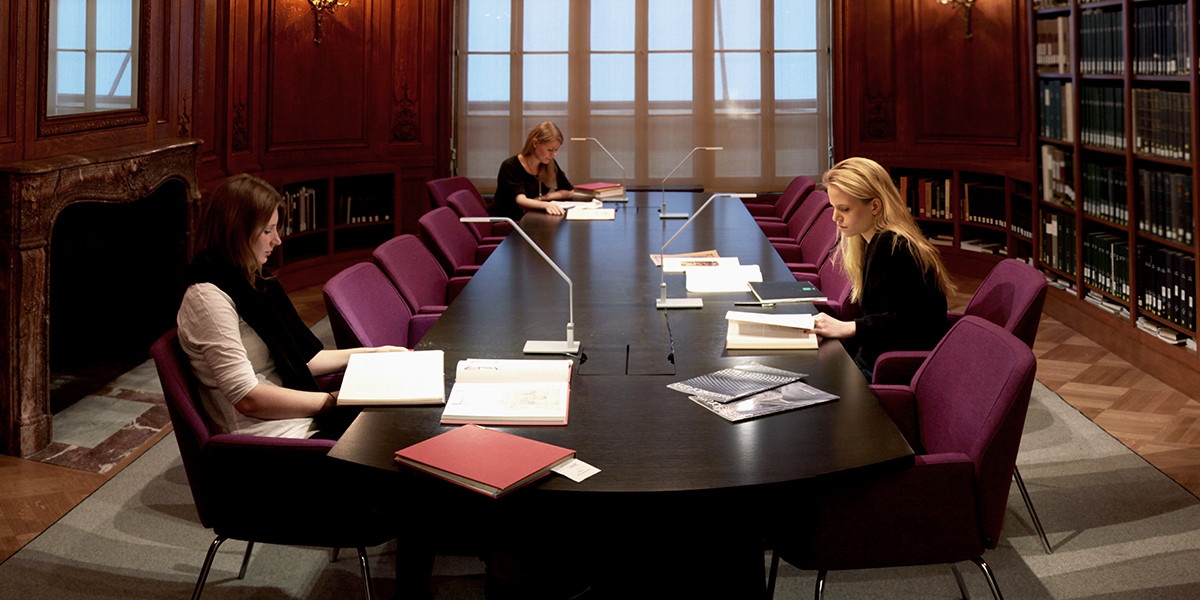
336 350 446 406
394 424 577 497
725 311 818 350
440 358 573 425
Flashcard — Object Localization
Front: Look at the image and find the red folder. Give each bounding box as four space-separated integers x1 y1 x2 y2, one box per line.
394 424 577 497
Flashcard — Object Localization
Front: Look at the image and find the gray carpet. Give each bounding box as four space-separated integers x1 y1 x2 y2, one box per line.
2 380 1200 599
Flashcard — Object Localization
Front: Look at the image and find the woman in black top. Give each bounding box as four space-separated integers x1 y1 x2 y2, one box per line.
810 157 956 378
494 121 574 219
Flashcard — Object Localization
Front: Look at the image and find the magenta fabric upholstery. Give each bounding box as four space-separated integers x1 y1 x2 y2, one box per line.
418 206 494 277
149 329 398 550
447 189 508 245
773 204 837 274
763 189 829 243
426 175 481 210
794 247 854 320
323 262 436 348
752 175 815 224
873 258 1048 385
373 234 469 315
775 317 1036 577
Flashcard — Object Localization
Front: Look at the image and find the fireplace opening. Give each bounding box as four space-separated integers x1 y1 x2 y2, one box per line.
48 181 190 413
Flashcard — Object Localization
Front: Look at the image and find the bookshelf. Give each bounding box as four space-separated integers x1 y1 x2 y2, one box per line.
1032 0 1199 357
268 171 399 289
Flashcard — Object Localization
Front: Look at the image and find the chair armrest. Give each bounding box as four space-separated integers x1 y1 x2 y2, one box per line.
867 385 918 444
746 203 776 217
409 313 441 346
759 221 789 238
793 272 818 284
914 452 972 467
417 305 448 315
453 265 480 277
946 311 965 326
871 351 931 385
476 244 498 262
773 242 801 262
447 276 471 303
788 263 818 274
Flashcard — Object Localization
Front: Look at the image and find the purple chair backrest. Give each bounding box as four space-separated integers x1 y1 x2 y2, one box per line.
786 189 829 242
373 234 450 314
773 175 816 221
426 176 483 210
911 316 1037 547
419 206 479 275
447 189 493 242
150 329 217 526
798 204 838 267
323 262 414 348
964 258 1048 348
814 248 853 320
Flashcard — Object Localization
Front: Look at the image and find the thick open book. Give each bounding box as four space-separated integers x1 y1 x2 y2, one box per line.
725 311 818 350
394 424 576 497
440 358 572 425
336 350 446 405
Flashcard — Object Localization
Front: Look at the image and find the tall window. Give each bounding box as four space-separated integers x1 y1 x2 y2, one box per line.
455 0 830 193
46 0 140 116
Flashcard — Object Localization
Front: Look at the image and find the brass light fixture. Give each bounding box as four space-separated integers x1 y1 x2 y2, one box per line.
308 0 350 45
939 0 977 40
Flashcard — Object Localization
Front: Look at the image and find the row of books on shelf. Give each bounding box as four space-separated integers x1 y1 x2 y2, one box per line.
1012 196 1035 238
1081 85 1125 150
281 186 320 237
1038 79 1074 141
1082 162 1128 225
334 194 393 226
962 182 1006 227
1136 316 1193 348
1138 168 1194 245
1042 210 1078 275
1041 145 1076 208
1033 0 1068 8
1132 3 1192 76
1080 9 1124 75
898 176 953 219
1132 88 1192 161
1036 15 1071 74
1138 245 1196 332
1083 231 1130 301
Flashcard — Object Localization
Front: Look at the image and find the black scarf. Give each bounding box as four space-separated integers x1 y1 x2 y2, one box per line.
188 250 323 392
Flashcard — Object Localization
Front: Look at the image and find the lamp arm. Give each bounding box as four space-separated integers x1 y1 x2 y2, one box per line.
657 193 756 300
572 137 626 181
466 217 574 329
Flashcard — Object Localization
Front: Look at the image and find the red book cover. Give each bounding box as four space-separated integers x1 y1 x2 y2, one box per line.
394 424 577 497
574 182 622 192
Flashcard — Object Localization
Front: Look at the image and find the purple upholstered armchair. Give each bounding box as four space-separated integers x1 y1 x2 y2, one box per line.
150 329 399 600
426 175 482 210
794 248 855 321
418 206 496 277
373 234 470 316
447 189 509 245
772 203 838 275
761 188 831 245
323 262 439 348
749 174 815 222
766 316 1038 600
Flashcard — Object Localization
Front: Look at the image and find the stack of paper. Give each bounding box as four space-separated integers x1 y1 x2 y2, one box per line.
685 264 762 292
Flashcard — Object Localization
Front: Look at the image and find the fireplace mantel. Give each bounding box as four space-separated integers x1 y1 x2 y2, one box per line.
0 138 201 456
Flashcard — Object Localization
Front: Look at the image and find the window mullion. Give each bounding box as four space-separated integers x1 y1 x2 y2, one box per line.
85 0 98 112
761 0 776 181
510 0 525 148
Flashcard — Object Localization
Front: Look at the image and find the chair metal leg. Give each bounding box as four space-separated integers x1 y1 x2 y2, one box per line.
1013 466 1052 554
192 536 228 600
765 551 779 599
331 547 340 563
970 557 1005 600
237 541 254 580
951 563 971 599
355 546 375 600
814 569 827 600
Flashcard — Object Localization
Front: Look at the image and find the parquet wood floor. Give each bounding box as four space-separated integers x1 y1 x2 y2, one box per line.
3 275 1199 566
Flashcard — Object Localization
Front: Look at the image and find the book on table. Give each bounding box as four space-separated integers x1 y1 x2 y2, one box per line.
685 264 762 292
662 255 739 273
747 280 827 304
440 358 573 425
667 362 805 403
573 182 626 199
565 207 616 220
725 311 818 350
336 350 446 405
394 424 577 498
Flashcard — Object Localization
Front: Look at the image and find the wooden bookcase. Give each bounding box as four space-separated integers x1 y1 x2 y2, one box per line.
266 170 400 290
1031 0 1199 360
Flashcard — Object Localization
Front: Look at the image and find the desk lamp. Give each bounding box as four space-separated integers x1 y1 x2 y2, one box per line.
570 137 626 184
460 217 581 354
660 147 723 219
656 192 757 309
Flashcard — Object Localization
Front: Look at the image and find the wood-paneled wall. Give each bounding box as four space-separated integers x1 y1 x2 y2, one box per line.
833 0 1031 172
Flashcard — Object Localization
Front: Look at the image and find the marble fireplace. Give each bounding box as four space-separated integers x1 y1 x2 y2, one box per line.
0 138 200 456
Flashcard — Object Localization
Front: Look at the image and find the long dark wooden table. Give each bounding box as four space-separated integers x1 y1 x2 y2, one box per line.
329 192 913 495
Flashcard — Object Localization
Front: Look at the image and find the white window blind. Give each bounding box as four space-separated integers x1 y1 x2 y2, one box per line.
454 0 830 194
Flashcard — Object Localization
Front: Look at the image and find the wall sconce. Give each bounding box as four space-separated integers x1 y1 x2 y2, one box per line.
938 0 976 40
308 0 350 45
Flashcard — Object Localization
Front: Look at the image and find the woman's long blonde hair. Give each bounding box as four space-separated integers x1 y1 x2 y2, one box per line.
823 157 956 303
519 121 564 191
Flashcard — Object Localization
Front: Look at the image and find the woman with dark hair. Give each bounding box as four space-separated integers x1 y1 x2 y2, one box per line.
176 173 403 438
494 121 575 218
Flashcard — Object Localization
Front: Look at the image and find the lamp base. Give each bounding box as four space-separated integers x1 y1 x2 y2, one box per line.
659 212 689 219
523 339 582 354
656 297 704 309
